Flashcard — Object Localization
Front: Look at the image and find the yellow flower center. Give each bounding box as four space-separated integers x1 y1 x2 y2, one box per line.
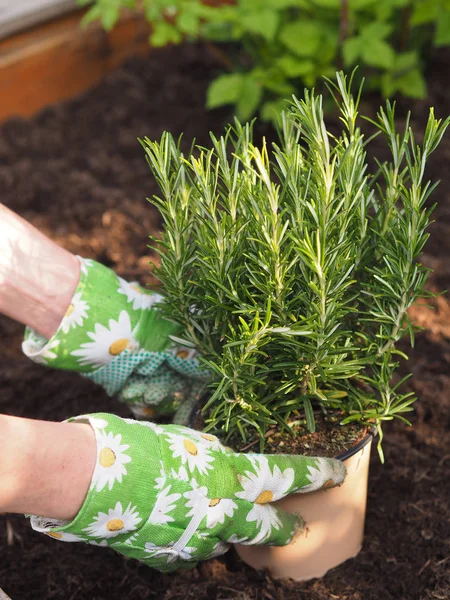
255 490 274 505
106 519 124 532
47 532 63 539
99 447 116 468
65 304 74 317
209 498 221 507
130 284 143 294
322 479 335 490
183 439 198 456
109 338 130 355
176 350 190 359
201 434 216 442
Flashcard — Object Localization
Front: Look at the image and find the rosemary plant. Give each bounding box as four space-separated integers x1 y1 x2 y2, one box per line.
141 73 449 458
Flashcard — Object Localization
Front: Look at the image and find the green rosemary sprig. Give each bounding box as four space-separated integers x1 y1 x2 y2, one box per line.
140 72 449 457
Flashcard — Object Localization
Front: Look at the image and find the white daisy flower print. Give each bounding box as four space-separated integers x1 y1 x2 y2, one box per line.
78 257 94 276
71 310 139 367
122 419 164 436
23 338 60 365
235 455 294 543
124 533 139 546
60 292 89 334
171 466 189 481
91 430 131 492
227 534 250 544
170 346 199 361
297 457 345 493
88 539 109 547
86 416 109 431
144 541 196 563
204 541 229 559
184 482 237 529
166 433 215 475
117 277 163 311
154 462 166 491
45 531 85 543
148 485 181 525
83 502 141 539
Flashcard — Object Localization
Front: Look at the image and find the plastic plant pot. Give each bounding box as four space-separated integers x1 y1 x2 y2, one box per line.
234 432 374 581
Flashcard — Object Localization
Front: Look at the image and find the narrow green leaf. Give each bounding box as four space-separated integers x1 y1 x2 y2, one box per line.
303 398 316 433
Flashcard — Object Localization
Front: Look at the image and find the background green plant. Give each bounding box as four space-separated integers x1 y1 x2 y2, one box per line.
78 0 450 121
139 73 449 459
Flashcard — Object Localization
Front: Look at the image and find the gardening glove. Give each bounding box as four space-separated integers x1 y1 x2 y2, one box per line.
22 257 210 421
29 413 346 572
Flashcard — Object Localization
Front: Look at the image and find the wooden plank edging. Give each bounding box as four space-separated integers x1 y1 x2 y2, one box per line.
0 0 76 42
0 9 151 122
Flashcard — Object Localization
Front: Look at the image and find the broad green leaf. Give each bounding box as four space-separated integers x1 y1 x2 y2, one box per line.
316 25 340 63
80 5 103 28
381 66 427 99
206 73 244 109
279 21 323 57
373 0 408 19
236 77 263 120
177 10 200 36
241 0 306 8
362 39 395 68
150 21 183 47
201 22 234 42
240 9 280 41
349 0 378 8
261 75 295 95
411 0 439 25
276 55 314 77
393 50 420 71
309 0 340 7
360 22 393 41
435 10 450 46
342 37 362 66
99 5 120 31
396 68 427 98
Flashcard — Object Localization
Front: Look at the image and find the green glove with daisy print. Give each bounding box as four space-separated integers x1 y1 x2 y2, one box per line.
22 257 211 420
29 412 346 572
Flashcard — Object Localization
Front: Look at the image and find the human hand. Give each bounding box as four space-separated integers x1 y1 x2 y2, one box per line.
21 256 210 420
30 413 346 572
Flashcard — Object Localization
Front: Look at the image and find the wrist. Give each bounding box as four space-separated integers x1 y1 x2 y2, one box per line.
0 204 80 338
0 414 96 520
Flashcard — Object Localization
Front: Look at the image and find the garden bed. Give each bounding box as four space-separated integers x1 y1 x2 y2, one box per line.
0 43 449 600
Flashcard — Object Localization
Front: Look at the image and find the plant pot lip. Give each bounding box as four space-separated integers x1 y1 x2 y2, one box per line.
189 401 377 461
336 427 377 462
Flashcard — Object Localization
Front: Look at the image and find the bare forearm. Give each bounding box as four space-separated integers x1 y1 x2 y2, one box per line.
0 204 80 338
0 414 96 520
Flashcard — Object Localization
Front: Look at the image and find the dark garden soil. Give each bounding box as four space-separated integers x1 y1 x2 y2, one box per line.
0 43 449 600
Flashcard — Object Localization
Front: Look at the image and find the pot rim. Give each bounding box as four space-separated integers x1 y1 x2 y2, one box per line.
188 400 377 461
336 427 376 462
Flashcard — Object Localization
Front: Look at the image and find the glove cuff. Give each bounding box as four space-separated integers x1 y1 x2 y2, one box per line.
29 413 162 550
22 257 178 373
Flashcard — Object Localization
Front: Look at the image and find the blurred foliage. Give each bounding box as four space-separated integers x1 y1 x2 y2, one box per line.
77 0 450 120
